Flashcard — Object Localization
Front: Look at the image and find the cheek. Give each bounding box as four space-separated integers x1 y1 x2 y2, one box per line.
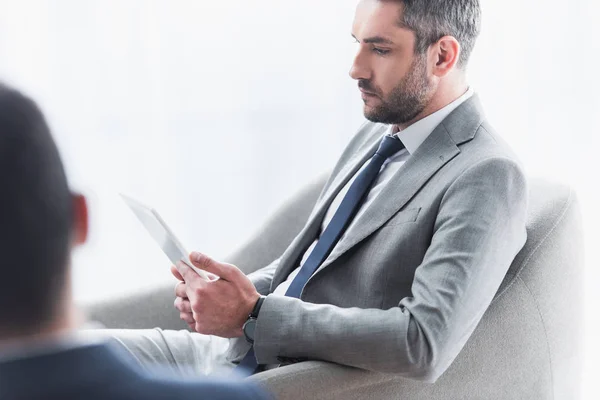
375 58 412 95
376 74 402 99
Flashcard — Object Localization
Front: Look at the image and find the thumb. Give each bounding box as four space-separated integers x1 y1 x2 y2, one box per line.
190 252 238 281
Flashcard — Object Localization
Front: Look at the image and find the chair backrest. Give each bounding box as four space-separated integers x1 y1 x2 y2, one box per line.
430 178 584 400
491 178 583 398
225 172 329 273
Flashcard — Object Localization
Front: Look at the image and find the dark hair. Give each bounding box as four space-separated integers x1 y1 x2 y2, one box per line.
395 0 482 68
0 83 72 335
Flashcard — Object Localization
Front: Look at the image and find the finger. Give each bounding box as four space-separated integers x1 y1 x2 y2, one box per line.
171 265 185 281
187 322 196 332
181 313 195 324
189 252 240 282
180 312 195 325
174 282 187 298
174 297 192 313
175 260 205 285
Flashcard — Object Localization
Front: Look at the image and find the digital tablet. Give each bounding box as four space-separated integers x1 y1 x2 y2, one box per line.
120 193 214 281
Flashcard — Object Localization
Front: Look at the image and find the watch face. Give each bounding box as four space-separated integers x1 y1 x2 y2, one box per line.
243 318 257 343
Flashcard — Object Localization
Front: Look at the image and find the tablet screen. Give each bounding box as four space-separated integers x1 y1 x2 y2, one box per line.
120 193 212 280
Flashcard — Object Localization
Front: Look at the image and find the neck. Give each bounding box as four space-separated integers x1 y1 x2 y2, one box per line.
394 78 469 133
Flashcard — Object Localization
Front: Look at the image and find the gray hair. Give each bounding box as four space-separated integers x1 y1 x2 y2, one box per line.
394 0 482 68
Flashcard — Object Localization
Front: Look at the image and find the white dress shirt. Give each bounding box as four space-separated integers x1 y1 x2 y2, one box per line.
273 88 474 296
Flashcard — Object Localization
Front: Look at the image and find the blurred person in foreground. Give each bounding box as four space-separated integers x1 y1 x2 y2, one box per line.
0 83 270 400
107 0 528 384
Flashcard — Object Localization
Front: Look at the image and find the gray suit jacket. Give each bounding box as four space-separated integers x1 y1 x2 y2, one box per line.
228 94 528 383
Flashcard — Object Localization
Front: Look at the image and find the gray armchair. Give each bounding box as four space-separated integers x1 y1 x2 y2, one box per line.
86 174 584 400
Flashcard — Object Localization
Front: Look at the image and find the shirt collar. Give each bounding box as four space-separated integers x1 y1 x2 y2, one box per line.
389 87 474 155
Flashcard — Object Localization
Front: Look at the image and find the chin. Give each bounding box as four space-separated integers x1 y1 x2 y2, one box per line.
363 112 382 123
362 101 377 115
363 105 381 123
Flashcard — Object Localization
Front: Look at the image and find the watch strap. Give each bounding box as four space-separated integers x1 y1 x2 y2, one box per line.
250 295 266 318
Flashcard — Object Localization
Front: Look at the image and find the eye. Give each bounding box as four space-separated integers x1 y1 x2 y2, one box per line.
373 47 390 56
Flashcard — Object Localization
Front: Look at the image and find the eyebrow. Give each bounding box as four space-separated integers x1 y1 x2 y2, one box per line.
352 33 395 45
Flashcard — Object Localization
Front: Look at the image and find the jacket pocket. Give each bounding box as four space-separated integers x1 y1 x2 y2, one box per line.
382 207 421 228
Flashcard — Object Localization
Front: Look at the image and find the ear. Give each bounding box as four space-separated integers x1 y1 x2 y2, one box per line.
71 193 89 246
430 36 461 77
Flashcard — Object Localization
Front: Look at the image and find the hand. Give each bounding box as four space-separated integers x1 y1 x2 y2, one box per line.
171 252 260 338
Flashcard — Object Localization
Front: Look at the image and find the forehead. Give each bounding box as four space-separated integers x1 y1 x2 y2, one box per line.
352 0 413 43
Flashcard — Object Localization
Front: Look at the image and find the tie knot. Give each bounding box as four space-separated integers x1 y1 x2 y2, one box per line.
375 135 405 160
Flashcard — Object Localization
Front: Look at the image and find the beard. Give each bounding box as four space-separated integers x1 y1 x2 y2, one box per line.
359 55 434 125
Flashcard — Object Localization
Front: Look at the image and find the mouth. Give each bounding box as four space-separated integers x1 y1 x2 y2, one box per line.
359 88 378 97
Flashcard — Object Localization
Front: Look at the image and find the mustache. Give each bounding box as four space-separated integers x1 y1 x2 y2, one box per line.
358 80 378 95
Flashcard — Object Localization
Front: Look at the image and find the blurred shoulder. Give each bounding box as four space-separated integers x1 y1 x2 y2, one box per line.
116 374 271 400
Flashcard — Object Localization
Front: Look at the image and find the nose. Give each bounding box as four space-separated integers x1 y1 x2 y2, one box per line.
349 48 370 81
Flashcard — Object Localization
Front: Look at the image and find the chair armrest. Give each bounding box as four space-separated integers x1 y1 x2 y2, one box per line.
250 361 430 400
83 283 187 330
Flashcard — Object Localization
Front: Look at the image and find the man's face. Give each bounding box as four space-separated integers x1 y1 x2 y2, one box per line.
350 0 435 125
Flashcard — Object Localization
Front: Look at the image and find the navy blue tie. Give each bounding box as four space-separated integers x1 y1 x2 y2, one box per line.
236 135 405 374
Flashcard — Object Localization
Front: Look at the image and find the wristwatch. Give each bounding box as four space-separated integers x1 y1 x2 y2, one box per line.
242 295 266 344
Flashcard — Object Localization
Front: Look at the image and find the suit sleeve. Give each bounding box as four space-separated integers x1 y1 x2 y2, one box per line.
251 157 528 382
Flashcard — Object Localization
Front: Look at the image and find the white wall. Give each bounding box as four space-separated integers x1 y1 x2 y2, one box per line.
0 0 362 302
0 0 597 397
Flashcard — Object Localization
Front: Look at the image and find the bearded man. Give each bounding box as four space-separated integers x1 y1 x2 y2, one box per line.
106 0 528 384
